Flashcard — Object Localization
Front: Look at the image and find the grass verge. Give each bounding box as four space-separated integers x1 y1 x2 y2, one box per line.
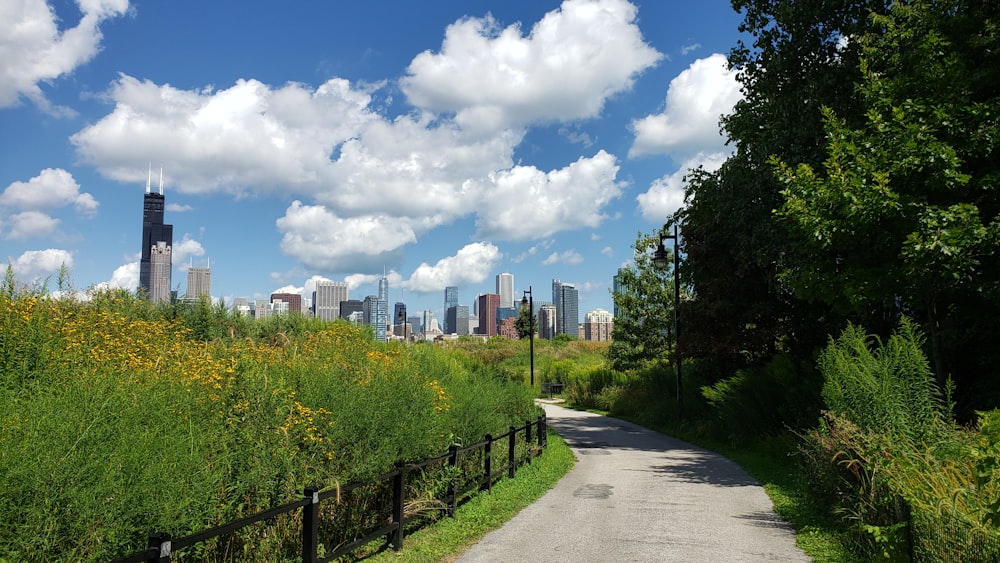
361 431 575 562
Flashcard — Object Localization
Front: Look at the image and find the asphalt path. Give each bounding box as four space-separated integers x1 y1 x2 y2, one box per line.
457 403 810 562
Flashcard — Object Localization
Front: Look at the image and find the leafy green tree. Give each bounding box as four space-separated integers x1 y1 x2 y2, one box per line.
608 230 675 371
679 0 887 377
775 0 1000 403
514 302 537 340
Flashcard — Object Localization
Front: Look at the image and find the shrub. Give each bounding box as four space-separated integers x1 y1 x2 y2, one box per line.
700 354 822 443
818 318 947 441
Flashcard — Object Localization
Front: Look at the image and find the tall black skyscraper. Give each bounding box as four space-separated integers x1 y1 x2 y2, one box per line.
139 167 173 301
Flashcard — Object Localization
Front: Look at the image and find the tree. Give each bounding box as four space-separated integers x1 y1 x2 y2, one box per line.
514 303 537 340
678 0 888 378
774 0 1000 405
608 230 675 371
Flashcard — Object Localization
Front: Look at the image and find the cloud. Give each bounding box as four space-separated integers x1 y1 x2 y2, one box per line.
636 151 727 222
629 53 741 159
1 168 98 215
92 261 139 292
475 150 624 241
166 203 193 212
65 1 655 277
8 248 74 283
71 75 380 195
401 0 662 130
601 246 613 257
404 242 500 293
0 0 129 113
511 239 554 263
542 250 584 266
5 211 60 239
276 201 417 272
172 234 206 270
680 43 701 55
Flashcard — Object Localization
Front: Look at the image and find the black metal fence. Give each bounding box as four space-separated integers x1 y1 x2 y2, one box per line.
110 415 547 562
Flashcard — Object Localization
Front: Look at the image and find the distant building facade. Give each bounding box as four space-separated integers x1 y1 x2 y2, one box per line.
185 265 211 301
498 316 519 340
496 273 514 309
476 293 500 337
340 299 363 320
552 279 579 337
313 281 348 321
539 304 557 340
271 292 302 314
583 308 614 341
443 286 458 333
149 241 172 304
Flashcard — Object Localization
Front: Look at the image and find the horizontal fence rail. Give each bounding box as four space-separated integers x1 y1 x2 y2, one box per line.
110 414 547 563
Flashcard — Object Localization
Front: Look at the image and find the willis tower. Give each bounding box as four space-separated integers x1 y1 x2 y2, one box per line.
139 167 173 302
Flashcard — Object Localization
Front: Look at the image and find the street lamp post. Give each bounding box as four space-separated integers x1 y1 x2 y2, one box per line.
653 223 682 418
521 287 535 387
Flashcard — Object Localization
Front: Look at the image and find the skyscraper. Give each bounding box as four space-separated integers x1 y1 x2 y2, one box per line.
446 305 470 336
443 286 458 333
552 279 579 337
539 304 557 340
375 275 389 342
185 262 211 301
476 293 500 336
139 167 173 300
314 281 348 322
496 273 514 309
149 241 172 304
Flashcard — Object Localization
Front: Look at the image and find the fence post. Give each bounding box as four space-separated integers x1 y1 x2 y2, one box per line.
301 486 320 563
482 434 493 493
524 420 533 464
508 426 517 479
538 415 546 448
146 532 170 563
392 463 406 551
447 444 458 518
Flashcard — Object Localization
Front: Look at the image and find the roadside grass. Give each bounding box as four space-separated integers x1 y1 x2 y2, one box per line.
360 431 575 562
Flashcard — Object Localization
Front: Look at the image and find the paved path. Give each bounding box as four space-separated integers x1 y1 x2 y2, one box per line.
458 403 810 562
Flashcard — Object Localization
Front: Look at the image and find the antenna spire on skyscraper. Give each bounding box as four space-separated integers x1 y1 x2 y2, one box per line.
158 165 164 195
146 163 152 194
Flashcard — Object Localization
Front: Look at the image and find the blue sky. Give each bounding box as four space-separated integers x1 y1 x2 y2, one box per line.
1 0 744 322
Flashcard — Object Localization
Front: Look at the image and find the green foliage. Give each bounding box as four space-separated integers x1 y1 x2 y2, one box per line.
774 0 1000 406
700 354 822 443
801 320 1000 560
607 230 674 372
818 318 946 442
0 288 540 561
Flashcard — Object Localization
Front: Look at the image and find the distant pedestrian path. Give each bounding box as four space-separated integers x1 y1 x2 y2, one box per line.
458 403 810 562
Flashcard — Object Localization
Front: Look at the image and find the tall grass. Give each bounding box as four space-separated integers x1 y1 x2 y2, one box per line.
0 286 538 561
801 319 999 560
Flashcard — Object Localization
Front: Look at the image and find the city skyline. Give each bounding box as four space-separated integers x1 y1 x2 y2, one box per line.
2 1 743 320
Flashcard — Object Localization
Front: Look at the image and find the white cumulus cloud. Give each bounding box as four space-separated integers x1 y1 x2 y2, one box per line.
8 248 74 283
276 201 418 272
629 53 741 160
402 0 661 130
0 0 129 113
71 75 379 195
1 168 98 215
636 151 727 222
404 242 501 293
5 211 60 239
476 150 623 241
